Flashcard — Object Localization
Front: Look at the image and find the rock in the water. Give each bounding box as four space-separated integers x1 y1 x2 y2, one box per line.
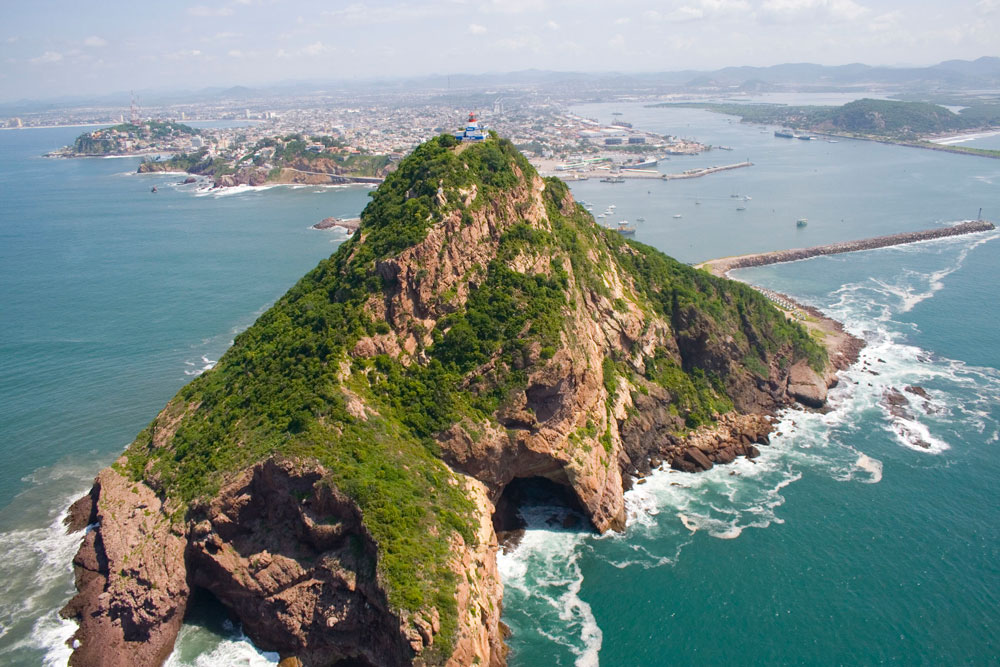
787 361 828 408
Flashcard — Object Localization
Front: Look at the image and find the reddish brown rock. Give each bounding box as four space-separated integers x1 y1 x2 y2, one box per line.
61 467 190 667
787 361 828 408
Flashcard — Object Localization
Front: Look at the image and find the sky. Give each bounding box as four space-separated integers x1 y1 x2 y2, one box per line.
1 0 998 102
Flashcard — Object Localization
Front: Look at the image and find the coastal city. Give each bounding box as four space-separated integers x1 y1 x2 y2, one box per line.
37 91 713 188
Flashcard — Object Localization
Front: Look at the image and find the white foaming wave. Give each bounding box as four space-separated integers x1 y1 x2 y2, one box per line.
622 434 807 549
193 184 279 198
851 230 999 314
183 355 217 377
497 506 602 666
165 623 278 667
0 492 89 663
820 231 1000 456
885 415 951 454
854 453 883 483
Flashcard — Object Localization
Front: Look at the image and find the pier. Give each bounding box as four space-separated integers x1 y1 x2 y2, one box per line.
574 160 754 182
665 161 752 181
698 220 996 277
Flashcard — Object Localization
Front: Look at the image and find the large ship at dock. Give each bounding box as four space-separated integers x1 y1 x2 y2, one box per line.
774 130 795 139
622 157 659 170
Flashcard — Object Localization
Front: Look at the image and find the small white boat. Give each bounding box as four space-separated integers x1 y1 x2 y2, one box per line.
673 214 682 219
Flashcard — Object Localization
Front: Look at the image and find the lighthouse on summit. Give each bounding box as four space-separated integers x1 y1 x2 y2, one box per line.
454 112 488 142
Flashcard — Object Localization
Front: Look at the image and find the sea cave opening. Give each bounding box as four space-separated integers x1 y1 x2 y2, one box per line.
492 476 590 550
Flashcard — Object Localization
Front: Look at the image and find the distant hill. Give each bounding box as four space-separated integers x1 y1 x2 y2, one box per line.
68 120 201 155
4 57 1000 112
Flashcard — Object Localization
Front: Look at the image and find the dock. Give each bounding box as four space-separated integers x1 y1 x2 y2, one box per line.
665 161 752 181
698 219 997 277
575 160 754 183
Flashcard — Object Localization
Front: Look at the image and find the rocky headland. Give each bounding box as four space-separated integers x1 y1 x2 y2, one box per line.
64 134 850 666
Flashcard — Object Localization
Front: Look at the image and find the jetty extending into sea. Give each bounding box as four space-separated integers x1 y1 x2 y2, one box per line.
697 219 996 277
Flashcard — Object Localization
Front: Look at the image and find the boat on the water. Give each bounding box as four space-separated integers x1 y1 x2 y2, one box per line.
623 158 658 169
636 217 645 222
736 206 746 211
151 186 157 193
774 130 795 139
616 222 636 236
673 214 682 219
600 176 625 183
796 218 808 227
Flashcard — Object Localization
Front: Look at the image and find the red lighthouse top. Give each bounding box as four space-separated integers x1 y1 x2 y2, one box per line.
467 112 477 123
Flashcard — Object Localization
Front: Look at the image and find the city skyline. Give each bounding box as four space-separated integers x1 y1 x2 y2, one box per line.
2 0 999 103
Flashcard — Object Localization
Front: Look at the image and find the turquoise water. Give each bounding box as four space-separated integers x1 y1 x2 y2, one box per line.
0 125 365 663
0 103 998 666
498 103 1000 666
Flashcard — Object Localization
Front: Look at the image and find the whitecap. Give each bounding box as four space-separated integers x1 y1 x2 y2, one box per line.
165 623 278 667
497 505 602 665
854 453 883 483
183 355 217 377
0 490 90 663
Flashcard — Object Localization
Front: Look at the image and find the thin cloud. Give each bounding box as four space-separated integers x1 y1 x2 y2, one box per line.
469 23 487 34
188 6 234 17
759 0 869 23
83 36 107 48
30 51 62 64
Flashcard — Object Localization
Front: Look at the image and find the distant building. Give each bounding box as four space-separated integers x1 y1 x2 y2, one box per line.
604 137 623 146
628 137 646 144
455 112 487 142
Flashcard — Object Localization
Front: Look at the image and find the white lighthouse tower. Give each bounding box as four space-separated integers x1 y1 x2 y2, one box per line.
454 112 487 142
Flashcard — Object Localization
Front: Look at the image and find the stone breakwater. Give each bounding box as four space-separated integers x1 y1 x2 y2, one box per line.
700 220 996 274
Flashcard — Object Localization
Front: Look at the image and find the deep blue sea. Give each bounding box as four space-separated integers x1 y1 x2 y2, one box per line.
0 102 998 666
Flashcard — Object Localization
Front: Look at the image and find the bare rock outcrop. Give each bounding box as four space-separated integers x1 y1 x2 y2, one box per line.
65 135 853 667
61 467 189 667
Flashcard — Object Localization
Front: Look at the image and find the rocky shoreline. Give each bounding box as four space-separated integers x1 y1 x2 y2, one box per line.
312 217 360 232
60 138 858 667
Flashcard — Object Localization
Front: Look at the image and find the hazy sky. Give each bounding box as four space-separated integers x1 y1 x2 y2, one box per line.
2 0 998 102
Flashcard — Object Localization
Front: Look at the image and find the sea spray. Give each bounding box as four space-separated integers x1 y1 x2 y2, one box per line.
498 505 602 666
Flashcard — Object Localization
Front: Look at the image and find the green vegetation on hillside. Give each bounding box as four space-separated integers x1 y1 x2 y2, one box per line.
652 98 1000 141
119 134 825 660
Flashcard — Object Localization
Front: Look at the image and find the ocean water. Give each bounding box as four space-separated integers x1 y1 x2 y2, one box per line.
0 101 997 666
0 124 365 663
499 102 1000 666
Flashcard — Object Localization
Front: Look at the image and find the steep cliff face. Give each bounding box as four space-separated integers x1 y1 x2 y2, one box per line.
64 134 832 666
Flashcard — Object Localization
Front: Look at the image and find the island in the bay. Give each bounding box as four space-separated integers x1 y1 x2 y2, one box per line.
61 131 858 666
